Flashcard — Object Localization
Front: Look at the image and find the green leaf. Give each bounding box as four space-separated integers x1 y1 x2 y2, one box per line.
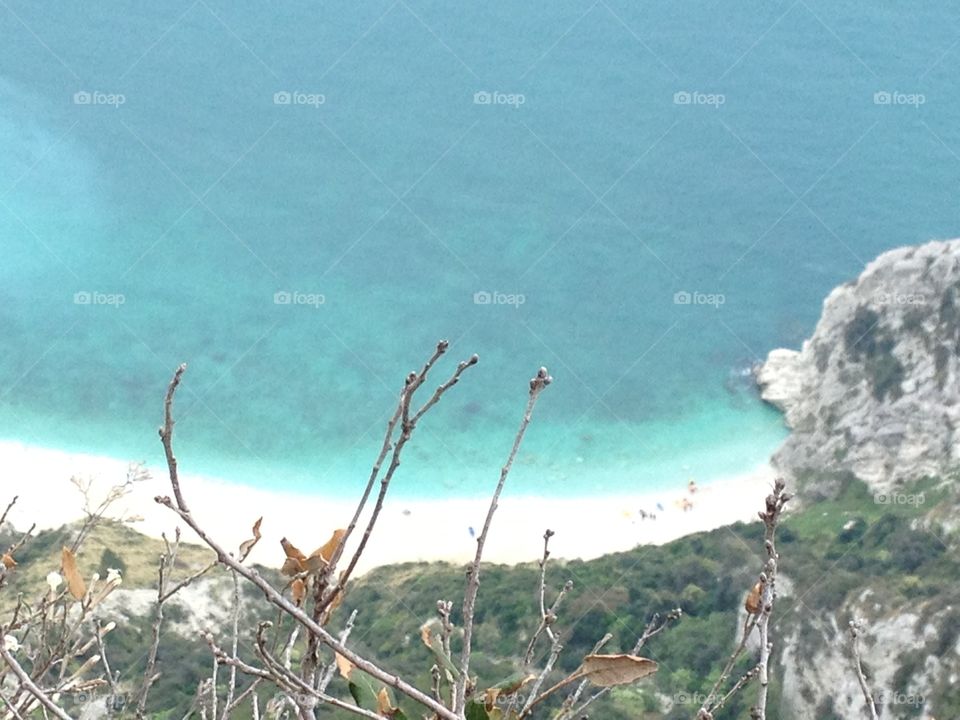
348 677 379 711
429 634 462 679
466 700 490 720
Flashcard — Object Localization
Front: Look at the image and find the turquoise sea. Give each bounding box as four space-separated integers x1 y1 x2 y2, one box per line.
2 2 959 498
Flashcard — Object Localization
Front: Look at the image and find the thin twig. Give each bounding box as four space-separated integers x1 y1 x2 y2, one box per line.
455 367 552 714
0 496 18 528
522 530 570 666
320 340 452 584
93 621 119 700
154 364 458 720
750 479 790 720
708 665 760 717
253 627 385 720
0 692 27 720
159 561 218 603
698 613 758 718
135 551 169 719
0 638 73 720
848 620 879 720
318 609 358 693
219 571 242 720
159 495 453 717
514 532 572 718
160 363 189 513
319 348 479 617
561 609 682 720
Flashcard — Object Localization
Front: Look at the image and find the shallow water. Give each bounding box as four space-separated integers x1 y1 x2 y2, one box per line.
1 2 958 497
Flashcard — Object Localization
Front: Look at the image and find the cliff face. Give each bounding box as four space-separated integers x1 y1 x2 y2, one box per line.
757 238 960 494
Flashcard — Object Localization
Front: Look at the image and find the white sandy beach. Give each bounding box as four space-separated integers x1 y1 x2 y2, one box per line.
0 439 777 574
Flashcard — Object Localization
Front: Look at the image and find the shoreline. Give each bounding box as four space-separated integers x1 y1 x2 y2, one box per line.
0 439 777 573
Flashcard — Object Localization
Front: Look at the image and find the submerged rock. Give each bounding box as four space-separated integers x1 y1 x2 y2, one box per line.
757 238 960 494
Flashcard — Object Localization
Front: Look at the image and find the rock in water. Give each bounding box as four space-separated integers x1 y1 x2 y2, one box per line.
757 238 960 495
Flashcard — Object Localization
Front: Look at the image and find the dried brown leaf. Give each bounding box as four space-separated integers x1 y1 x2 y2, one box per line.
280 537 307 576
419 619 435 649
335 653 353 680
579 654 657 687
377 688 396 715
61 546 86 600
291 578 306 606
280 558 303 577
745 581 762 615
239 517 263 559
306 529 346 572
1 553 16 569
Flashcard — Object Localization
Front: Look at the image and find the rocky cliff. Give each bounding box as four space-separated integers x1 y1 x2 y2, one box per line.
757 238 960 494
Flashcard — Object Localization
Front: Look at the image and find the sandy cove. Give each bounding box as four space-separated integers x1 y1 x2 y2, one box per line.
0 439 777 574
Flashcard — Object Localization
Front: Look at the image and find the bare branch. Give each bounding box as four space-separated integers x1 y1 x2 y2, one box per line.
698 613 757 718
706 664 761 718
317 347 479 619
318 609 358 693
749 478 790 720
0 496 18 528
523 530 571 666
153 361 458 720
0 637 73 720
93 621 120 700
456 367 552 714
561 609 682 720
159 560 218 603
160 363 189 513
322 340 452 578
135 550 170 719
218 571 242 720
848 619 879 720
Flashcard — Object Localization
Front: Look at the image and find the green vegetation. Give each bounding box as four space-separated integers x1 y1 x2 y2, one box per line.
2 475 956 719
0 520 213 611
844 306 906 401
